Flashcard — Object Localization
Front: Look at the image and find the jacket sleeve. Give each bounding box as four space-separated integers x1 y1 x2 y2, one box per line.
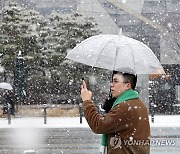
82 100 129 134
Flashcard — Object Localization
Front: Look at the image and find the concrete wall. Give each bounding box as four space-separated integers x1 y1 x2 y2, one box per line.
77 0 119 34
160 38 180 64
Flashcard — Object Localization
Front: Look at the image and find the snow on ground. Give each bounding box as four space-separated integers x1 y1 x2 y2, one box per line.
0 117 89 128
0 115 180 128
150 115 180 127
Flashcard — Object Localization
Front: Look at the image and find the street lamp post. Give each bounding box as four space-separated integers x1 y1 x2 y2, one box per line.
14 51 26 113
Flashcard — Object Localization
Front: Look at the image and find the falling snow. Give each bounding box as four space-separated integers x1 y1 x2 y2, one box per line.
0 0 179 153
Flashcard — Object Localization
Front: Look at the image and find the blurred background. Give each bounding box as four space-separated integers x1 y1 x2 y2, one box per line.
0 0 179 116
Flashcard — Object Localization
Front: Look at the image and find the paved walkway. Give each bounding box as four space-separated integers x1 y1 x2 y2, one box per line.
0 116 180 154
1 115 180 138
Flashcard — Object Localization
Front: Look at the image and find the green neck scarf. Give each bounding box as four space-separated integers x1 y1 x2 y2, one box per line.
101 89 139 146
112 89 139 108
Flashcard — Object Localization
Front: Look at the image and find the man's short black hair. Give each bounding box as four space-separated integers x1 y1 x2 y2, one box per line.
113 70 137 90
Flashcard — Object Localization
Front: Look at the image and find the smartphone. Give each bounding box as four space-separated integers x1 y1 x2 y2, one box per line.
81 78 90 90
82 78 86 88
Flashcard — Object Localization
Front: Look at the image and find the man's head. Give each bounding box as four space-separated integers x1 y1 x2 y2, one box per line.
110 69 137 98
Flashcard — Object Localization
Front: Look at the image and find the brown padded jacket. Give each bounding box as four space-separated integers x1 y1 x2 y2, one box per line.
82 98 150 154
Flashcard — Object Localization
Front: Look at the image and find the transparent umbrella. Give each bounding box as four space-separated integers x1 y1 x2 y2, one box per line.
0 82 13 90
66 34 165 75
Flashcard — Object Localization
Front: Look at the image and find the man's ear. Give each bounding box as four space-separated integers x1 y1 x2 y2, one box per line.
126 83 132 89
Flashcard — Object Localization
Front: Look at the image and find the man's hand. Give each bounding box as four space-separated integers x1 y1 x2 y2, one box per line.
81 80 92 102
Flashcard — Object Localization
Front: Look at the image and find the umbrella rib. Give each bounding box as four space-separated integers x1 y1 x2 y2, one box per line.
127 42 136 73
114 34 123 70
114 47 119 70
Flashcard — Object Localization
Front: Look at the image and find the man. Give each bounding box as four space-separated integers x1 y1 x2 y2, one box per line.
81 69 150 154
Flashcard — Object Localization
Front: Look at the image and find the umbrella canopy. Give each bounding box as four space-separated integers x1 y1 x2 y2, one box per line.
0 82 13 90
66 34 165 75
